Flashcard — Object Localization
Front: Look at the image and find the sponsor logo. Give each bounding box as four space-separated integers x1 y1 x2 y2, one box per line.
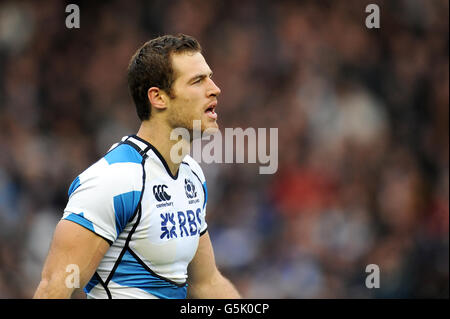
153 184 171 202
160 209 202 239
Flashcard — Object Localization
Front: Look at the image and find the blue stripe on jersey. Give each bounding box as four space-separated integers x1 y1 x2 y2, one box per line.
84 274 100 293
113 191 141 237
64 212 95 233
202 181 207 209
112 250 187 299
104 143 142 165
68 176 81 197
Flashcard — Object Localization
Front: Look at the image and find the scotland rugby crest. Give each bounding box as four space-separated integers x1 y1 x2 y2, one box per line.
184 178 197 199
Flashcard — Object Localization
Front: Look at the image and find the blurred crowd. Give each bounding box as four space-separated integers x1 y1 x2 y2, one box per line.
0 0 448 298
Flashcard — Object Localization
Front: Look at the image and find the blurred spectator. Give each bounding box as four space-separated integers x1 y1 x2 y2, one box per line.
0 0 448 298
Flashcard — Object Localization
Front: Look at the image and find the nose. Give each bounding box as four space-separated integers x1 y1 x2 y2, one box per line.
207 78 221 97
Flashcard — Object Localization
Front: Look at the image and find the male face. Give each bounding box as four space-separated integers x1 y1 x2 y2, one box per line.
165 51 221 136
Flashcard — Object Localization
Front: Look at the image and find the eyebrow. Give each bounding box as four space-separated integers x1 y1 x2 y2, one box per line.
188 71 213 84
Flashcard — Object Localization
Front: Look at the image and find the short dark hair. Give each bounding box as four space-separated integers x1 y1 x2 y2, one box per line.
127 34 202 121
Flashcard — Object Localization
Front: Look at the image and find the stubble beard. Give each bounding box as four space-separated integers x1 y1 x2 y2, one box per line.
168 107 218 141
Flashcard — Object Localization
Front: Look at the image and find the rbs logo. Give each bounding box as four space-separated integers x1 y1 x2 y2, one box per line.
160 208 202 240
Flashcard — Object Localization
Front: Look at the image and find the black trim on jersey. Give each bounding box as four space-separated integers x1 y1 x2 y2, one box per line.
82 136 144 248
131 134 179 180
123 136 152 159
122 137 150 222
200 227 208 236
104 203 142 288
93 271 111 299
122 139 144 157
181 161 207 209
103 136 148 162
103 156 147 298
127 247 187 288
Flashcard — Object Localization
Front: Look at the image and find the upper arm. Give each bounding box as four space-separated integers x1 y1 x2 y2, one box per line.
36 219 110 298
187 231 242 299
187 231 220 285
35 143 145 298
184 157 214 285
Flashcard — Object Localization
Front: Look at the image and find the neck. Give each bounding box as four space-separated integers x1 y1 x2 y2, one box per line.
136 119 191 177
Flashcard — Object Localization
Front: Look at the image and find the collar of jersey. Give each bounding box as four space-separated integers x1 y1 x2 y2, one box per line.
126 134 180 180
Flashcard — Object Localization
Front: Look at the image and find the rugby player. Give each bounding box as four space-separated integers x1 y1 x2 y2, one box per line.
34 34 241 299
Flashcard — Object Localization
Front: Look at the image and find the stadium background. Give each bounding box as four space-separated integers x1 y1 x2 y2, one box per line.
0 0 448 298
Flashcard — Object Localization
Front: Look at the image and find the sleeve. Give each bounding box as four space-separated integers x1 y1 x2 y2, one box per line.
62 160 143 244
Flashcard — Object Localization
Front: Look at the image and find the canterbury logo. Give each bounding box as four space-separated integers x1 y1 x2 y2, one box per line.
153 184 171 202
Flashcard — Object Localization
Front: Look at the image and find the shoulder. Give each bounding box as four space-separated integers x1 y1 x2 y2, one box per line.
181 155 206 183
103 142 144 166
68 142 144 198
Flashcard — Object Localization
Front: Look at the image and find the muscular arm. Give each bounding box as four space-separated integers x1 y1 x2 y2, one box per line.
33 219 110 299
187 231 241 299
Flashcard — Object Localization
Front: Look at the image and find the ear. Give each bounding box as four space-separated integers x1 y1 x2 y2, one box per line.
147 87 167 110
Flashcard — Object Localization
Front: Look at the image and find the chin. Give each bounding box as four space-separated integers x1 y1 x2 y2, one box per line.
202 122 219 135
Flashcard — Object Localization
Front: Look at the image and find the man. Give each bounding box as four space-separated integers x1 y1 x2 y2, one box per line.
34 34 241 299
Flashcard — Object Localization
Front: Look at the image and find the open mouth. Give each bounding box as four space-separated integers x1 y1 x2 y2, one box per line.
205 104 218 120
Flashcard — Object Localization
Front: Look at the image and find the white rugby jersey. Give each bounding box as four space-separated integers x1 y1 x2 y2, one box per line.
62 135 208 299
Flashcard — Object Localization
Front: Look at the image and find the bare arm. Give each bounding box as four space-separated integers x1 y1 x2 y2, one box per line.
33 219 110 299
187 231 241 299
